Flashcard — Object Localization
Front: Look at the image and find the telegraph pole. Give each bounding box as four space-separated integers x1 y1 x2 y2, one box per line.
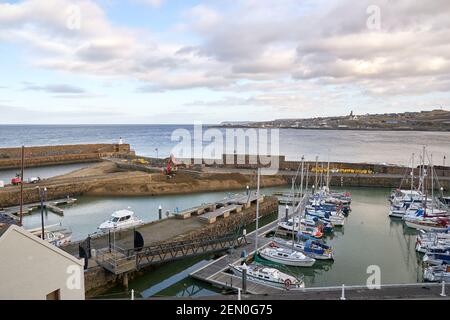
19 146 25 226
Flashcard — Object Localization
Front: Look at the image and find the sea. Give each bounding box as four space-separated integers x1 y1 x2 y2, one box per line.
0 125 449 165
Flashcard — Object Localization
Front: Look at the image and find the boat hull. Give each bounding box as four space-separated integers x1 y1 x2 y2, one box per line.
404 220 448 232
228 264 304 290
259 251 315 267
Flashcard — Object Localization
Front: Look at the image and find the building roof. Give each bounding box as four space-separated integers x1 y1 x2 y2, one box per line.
0 224 83 266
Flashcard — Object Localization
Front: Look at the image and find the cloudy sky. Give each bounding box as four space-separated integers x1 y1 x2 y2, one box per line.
0 0 449 124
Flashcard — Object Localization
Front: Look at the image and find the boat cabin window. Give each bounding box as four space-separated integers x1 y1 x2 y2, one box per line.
112 217 120 222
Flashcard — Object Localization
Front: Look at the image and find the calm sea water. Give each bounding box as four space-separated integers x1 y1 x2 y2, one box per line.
0 125 449 165
23 185 425 297
101 186 424 298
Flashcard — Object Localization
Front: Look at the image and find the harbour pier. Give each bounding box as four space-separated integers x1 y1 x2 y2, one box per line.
0 197 77 219
189 219 282 294
189 195 308 295
163 282 450 300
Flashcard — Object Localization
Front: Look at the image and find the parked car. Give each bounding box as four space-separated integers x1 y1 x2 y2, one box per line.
28 177 41 184
11 177 22 185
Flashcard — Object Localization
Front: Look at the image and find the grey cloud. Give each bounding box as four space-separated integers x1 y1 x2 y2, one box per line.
23 83 86 94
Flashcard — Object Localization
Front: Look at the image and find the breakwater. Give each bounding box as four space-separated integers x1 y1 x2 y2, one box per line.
0 143 134 170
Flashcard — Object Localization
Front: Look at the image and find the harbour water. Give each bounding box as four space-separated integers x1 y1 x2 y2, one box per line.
19 183 427 297
1 125 449 165
0 162 99 183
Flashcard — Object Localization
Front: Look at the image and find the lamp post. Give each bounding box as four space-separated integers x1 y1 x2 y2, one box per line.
155 148 159 159
37 186 47 240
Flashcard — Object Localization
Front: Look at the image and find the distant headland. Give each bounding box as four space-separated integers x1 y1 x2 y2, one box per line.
218 109 450 131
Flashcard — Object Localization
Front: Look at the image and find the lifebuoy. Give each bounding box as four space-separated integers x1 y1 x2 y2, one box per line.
284 279 291 290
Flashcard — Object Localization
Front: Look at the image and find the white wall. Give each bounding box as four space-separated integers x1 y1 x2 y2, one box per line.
0 228 85 300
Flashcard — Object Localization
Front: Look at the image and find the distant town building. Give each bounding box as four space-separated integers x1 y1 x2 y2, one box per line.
0 225 85 300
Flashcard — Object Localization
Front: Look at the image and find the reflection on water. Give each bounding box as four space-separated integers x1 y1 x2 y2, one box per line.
268 187 424 287
99 255 222 299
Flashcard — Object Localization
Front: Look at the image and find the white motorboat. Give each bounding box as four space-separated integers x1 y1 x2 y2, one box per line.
416 239 450 254
28 224 72 247
423 250 450 266
259 246 316 267
98 209 144 232
229 263 304 290
423 265 450 282
389 189 423 204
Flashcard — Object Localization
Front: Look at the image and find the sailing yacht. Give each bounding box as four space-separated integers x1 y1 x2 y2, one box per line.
272 237 334 260
404 216 448 232
259 245 316 267
229 263 305 290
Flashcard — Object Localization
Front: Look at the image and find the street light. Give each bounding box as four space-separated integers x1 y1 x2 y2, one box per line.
155 148 159 159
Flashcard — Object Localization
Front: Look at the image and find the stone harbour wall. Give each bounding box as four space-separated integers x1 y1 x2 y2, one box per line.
0 144 132 170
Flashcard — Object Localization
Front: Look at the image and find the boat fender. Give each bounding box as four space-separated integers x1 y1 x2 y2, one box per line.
284 279 291 290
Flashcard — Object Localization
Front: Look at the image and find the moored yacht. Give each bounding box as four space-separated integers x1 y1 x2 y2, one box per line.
28 224 72 247
272 237 334 260
229 263 304 290
259 245 316 267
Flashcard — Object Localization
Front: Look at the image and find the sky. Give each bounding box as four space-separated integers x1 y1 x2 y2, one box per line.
0 0 450 124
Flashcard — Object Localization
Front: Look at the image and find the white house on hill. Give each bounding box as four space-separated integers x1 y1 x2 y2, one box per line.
0 225 85 300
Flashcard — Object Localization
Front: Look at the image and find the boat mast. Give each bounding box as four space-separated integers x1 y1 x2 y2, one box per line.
291 177 295 246
255 167 261 253
314 155 318 193
297 156 305 236
300 156 305 198
410 153 414 194
305 164 310 194
430 153 434 215
326 154 331 190
320 162 324 189
422 146 427 217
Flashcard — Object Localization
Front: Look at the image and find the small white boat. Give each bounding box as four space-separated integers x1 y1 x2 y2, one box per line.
229 263 304 290
416 239 450 254
28 224 72 247
98 209 144 232
423 265 450 282
259 246 316 267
